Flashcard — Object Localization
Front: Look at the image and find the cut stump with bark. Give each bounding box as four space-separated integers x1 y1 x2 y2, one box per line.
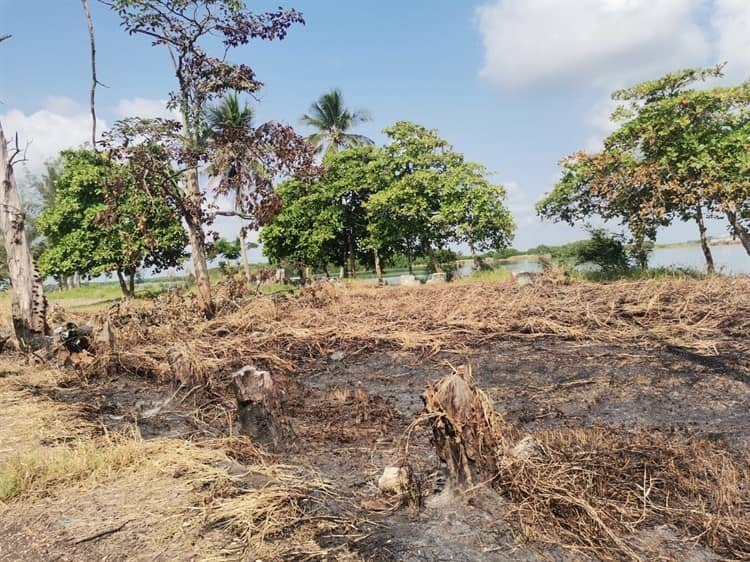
231 365 282 447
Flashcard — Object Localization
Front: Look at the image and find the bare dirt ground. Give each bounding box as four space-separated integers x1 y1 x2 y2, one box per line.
1 277 749 561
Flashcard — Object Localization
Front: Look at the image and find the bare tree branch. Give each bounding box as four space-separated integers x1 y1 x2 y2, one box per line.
81 0 98 149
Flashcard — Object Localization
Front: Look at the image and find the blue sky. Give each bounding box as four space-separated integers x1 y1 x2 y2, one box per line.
1 0 749 256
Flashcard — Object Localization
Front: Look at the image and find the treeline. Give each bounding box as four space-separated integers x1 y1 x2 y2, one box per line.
260 121 515 279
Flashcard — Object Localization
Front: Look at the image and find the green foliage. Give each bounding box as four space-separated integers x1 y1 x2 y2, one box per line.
573 228 630 273
210 237 243 260
261 122 515 276
36 150 187 295
367 121 514 269
538 66 750 261
261 146 381 272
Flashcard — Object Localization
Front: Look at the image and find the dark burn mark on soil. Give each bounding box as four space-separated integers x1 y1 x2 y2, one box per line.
19 336 750 561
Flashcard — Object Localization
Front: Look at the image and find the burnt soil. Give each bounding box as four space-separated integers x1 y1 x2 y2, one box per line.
12 336 749 562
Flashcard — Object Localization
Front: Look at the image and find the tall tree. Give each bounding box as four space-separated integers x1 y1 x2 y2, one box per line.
441 163 515 269
0 122 48 348
207 93 254 283
102 0 313 317
539 66 750 270
37 150 187 298
301 89 373 155
260 147 381 278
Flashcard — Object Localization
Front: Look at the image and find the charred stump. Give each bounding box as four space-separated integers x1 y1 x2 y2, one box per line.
231 365 282 447
423 366 516 489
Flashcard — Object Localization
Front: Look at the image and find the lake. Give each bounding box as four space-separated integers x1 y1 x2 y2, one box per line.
376 243 749 284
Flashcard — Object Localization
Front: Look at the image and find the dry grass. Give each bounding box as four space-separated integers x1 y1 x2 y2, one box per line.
0 430 356 560
0 361 92 463
105 275 750 389
419 367 750 561
0 362 360 561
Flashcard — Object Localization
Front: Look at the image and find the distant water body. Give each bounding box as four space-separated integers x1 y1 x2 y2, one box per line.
648 244 749 275
451 243 749 282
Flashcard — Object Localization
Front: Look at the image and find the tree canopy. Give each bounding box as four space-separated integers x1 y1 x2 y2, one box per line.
537 66 750 270
102 0 314 316
36 150 187 297
301 89 373 155
261 122 515 276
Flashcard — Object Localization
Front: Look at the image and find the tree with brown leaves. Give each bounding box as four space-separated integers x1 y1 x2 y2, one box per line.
101 0 316 317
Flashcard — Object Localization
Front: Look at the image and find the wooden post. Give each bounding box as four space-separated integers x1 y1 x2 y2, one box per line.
0 122 48 349
231 365 282 447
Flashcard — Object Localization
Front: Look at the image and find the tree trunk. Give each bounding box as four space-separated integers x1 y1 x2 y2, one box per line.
726 209 750 257
468 239 479 270
424 241 442 273
116 269 129 298
373 248 383 284
231 365 282 447
407 252 413 275
185 167 214 318
0 122 48 348
239 226 252 286
695 207 715 274
347 230 356 279
128 270 135 298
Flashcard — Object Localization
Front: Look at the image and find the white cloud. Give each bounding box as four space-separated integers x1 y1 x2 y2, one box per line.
584 98 621 151
115 97 176 120
476 0 711 90
505 181 538 227
0 97 103 178
711 0 750 82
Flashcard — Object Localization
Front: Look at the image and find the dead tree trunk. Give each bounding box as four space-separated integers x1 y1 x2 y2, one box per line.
81 0 98 150
231 365 282 447
0 122 48 348
423 367 516 489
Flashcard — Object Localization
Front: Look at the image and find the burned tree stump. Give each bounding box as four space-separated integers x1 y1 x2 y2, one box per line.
231 365 282 447
423 366 517 489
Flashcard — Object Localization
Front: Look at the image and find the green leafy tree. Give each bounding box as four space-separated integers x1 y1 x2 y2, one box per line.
37 150 187 298
301 89 373 155
261 146 382 278
440 162 515 269
574 228 630 274
538 66 750 271
368 121 514 272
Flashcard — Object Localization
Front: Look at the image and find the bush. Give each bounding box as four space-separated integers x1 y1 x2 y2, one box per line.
574 229 630 273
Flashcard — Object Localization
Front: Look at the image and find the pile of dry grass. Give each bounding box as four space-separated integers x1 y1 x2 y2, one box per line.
419 367 750 561
104 275 750 388
500 427 749 560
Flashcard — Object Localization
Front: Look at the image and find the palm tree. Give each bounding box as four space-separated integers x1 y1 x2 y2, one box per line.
206 93 258 285
301 89 373 154
207 93 255 134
